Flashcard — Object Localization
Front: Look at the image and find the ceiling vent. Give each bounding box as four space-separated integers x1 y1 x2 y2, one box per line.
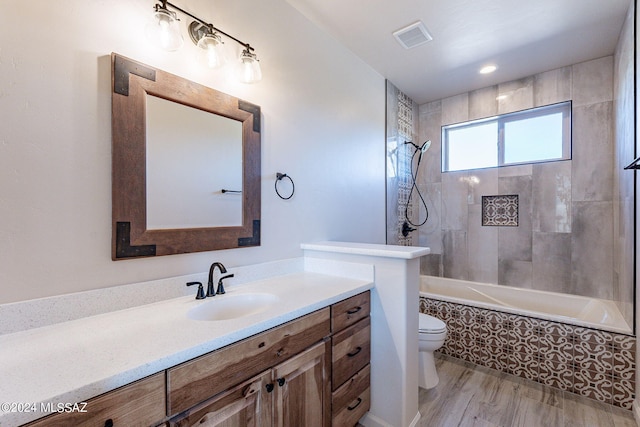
393 21 433 49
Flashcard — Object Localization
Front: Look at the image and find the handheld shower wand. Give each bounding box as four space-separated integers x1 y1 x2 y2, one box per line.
402 140 431 236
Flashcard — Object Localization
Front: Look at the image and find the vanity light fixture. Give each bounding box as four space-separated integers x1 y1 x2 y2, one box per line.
147 0 262 83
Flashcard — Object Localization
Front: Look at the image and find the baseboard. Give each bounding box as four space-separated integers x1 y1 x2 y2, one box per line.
633 399 640 426
359 411 421 427
409 411 421 427
359 412 393 427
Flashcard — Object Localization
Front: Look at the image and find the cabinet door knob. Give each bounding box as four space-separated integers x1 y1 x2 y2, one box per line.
277 377 286 387
347 397 362 411
347 346 362 358
104 419 114 427
265 383 274 393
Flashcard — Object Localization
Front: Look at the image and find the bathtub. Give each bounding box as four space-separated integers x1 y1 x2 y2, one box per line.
419 275 635 409
420 275 632 335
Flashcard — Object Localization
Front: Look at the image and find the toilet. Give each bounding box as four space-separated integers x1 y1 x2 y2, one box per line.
418 313 447 389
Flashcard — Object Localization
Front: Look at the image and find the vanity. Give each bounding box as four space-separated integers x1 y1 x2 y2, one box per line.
0 242 428 427
0 259 372 427
22 291 371 427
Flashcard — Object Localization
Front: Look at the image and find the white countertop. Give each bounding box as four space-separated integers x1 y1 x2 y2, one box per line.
302 241 430 259
0 271 372 426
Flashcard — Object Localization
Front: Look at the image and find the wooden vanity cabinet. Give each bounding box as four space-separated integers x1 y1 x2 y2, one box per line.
22 372 165 427
330 291 371 426
21 291 371 427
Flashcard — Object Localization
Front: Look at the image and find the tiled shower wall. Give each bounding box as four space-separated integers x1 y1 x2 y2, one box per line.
386 81 419 245
417 53 634 327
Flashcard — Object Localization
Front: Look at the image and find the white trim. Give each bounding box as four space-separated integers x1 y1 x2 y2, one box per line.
359 411 393 427
359 410 421 427
409 411 421 427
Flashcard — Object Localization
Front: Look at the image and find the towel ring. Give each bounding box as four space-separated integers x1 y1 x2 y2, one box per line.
275 173 295 200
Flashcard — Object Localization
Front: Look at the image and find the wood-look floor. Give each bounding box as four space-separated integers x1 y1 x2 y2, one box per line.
418 354 636 427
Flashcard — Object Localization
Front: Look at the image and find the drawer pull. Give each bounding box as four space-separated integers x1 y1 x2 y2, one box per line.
347 398 362 411
346 306 362 315
277 377 286 387
347 346 362 358
265 383 274 393
104 420 114 427
276 348 285 357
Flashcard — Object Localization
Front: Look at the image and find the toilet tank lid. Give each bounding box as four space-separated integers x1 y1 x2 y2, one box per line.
419 313 446 333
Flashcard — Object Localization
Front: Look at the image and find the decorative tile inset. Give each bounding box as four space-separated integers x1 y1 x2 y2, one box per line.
482 194 519 226
420 296 636 410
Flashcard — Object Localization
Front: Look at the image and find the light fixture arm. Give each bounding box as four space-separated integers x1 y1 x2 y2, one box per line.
162 1 254 52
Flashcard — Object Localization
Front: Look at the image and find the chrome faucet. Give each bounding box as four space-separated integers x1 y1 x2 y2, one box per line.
207 262 227 297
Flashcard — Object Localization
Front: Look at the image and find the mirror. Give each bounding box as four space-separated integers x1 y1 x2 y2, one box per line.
111 53 261 260
145 94 243 229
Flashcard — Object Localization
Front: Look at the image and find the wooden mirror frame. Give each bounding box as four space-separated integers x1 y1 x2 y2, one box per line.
111 53 261 260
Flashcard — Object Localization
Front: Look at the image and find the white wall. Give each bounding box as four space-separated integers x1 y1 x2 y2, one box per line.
0 0 386 304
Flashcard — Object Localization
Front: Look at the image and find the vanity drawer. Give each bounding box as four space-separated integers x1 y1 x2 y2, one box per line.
167 307 330 416
331 317 370 390
23 372 165 427
332 364 370 427
331 291 370 333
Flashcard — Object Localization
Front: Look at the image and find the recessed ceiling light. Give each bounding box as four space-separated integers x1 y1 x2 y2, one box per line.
479 65 497 74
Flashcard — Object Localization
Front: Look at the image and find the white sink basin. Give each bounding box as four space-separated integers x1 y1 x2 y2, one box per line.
187 293 280 321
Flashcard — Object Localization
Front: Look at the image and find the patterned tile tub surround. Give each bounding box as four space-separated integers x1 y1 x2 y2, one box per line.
420 297 636 409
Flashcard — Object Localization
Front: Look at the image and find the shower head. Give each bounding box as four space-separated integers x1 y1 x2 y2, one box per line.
404 140 431 154
420 140 431 153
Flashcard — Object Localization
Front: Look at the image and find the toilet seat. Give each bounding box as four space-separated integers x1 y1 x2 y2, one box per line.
419 313 446 334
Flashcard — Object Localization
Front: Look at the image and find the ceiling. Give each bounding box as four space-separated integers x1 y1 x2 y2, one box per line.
285 0 632 104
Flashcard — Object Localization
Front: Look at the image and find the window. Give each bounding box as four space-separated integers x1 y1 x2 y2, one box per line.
442 101 571 172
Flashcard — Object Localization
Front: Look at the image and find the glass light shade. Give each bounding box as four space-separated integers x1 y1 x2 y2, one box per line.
145 8 184 51
197 33 226 69
237 50 262 84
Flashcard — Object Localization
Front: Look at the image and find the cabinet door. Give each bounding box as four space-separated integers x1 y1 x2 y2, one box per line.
272 340 330 427
169 371 272 427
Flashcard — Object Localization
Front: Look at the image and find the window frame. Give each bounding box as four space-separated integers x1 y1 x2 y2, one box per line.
441 101 572 172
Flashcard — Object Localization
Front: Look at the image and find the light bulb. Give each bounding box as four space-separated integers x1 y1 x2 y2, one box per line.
197 33 226 69
145 8 183 51
237 49 262 84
